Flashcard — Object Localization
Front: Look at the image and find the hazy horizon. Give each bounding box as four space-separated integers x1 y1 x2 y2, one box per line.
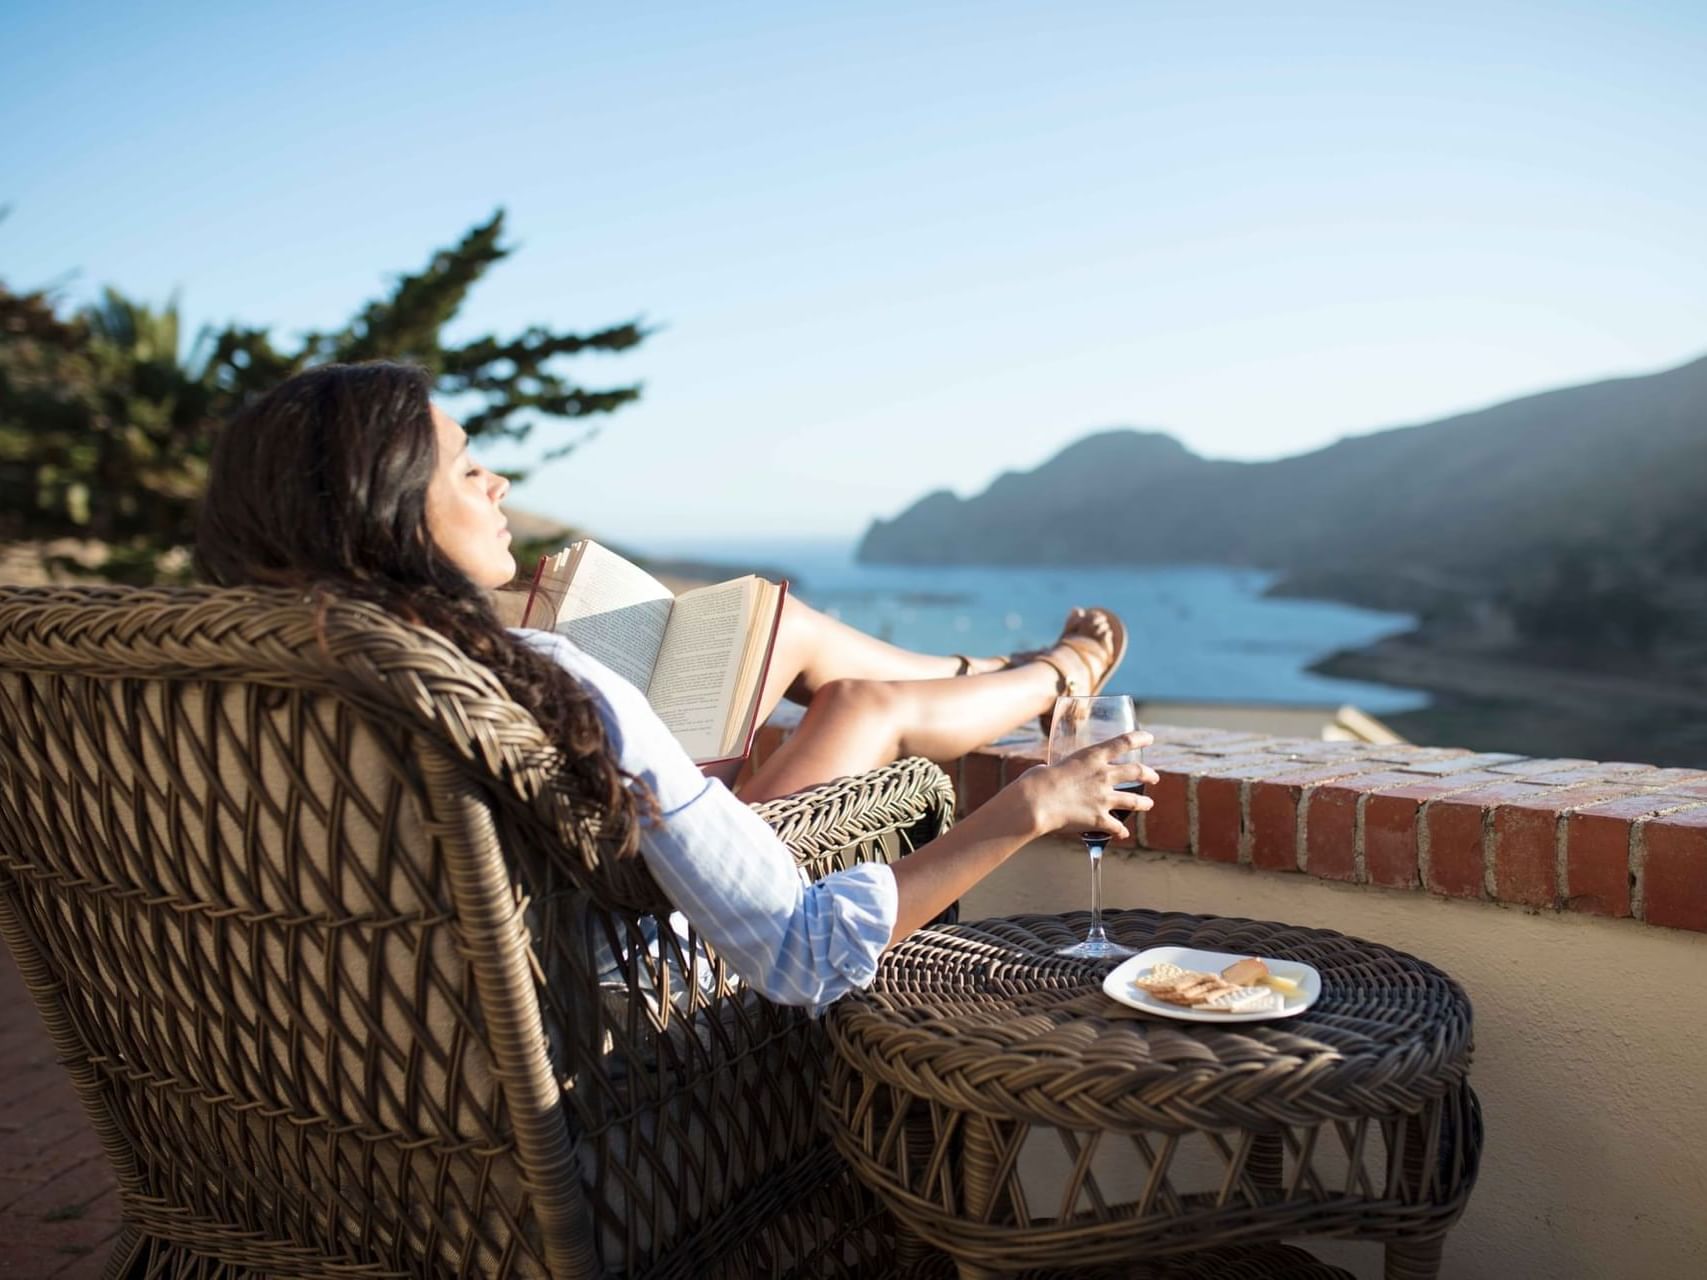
5 0 1704 542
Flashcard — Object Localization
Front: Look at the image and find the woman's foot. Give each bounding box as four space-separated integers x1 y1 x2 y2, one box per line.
957 608 1128 688
1018 608 1128 730
1052 606 1127 694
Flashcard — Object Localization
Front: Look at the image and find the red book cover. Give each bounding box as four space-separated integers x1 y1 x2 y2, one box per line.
518 554 549 629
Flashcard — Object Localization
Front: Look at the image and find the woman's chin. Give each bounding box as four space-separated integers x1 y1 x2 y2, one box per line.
480 553 518 591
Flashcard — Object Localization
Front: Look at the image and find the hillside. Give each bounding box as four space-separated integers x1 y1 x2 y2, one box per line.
858 352 1707 763
858 353 1707 590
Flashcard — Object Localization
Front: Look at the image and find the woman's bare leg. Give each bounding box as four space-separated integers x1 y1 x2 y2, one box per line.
741 662 1073 803
742 666 1060 803
756 595 1020 726
739 599 1123 802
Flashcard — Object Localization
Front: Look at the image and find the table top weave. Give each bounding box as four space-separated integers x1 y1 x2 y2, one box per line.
827 910 1474 1132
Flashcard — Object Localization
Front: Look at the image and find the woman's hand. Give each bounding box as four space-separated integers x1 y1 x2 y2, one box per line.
886 730 1159 943
1004 730 1157 841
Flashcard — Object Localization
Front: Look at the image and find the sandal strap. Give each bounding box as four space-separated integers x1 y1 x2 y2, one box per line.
951 654 974 676
1031 652 1080 697
1057 635 1114 693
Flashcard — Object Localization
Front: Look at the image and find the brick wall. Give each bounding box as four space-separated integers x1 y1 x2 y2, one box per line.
745 722 1707 934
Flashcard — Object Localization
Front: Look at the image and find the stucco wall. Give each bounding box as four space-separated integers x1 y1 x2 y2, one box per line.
962 838 1707 1280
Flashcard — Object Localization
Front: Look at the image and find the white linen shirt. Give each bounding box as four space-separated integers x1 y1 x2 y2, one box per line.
511 627 898 1010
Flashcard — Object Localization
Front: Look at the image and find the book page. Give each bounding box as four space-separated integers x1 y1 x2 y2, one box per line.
646 578 757 762
553 541 674 693
720 580 783 759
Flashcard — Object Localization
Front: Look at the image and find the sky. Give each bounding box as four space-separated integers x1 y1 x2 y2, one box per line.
4 0 1705 549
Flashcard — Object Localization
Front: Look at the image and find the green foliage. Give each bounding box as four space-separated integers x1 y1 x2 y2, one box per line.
0 209 644 580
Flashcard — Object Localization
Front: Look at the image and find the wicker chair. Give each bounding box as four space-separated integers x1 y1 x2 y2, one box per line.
0 584 957 1279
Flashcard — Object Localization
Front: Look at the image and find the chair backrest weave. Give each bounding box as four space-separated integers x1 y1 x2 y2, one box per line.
0 586 600 1277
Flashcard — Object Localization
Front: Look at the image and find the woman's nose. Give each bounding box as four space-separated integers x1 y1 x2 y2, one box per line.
492 471 511 501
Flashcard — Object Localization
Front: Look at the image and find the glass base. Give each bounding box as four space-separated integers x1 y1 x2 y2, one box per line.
1057 937 1136 960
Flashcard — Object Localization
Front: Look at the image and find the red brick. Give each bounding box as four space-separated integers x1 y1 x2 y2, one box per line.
1484 756 1595 778
0 1155 117 1223
1248 780 1302 872
1245 740 1367 762
1245 761 1393 877
67 1189 123 1230
1560 792 1694 918
1565 808 1643 918
0 1244 105 1276
0 1175 38 1215
1503 763 1647 786
1304 784 1360 881
1143 771 1190 853
1380 746 1473 764
1423 782 1551 898
1395 751 1527 777
1424 781 1557 900
1642 808 1707 932
1361 773 1533 896
1425 798 1488 899
54 1239 127 1280
1147 727 1268 749
1255 760 1398 786
1190 750 1306 777
1487 781 1651 909
1361 769 1527 803
0 1071 69 1131
958 751 1003 817
1491 804 1560 908
1634 768 1707 788
1364 794 1421 889
0 1110 99 1180
1195 776 1243 863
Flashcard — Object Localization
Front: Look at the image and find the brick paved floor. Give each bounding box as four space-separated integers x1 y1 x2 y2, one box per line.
0 951 122 1278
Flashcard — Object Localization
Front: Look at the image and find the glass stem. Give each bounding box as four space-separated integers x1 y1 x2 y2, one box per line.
1082 836 1110 943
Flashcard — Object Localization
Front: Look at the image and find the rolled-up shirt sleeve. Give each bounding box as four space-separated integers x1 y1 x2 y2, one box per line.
511 627 897 1009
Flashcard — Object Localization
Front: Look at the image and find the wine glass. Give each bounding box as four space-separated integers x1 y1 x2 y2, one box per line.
1047 694 1142 960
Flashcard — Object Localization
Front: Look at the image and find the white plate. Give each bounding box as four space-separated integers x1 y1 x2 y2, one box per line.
1101 946 1321 1023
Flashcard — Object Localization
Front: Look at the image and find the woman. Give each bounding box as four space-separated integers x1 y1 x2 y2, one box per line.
196 362 1154 1008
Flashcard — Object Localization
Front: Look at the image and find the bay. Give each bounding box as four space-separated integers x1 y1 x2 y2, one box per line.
638 538 1428 713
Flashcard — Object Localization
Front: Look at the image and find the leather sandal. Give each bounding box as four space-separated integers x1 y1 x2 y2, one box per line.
1060 611 1127 695
1021 607 1129 734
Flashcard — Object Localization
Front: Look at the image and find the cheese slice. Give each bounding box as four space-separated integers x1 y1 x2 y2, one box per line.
1202 987 1283 1013
1260 974 1302 996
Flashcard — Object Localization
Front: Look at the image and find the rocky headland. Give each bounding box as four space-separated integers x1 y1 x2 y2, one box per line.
857 353 1707 764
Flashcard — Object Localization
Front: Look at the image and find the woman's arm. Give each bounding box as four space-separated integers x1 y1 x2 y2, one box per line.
887 734 1152 942
511 628 1152 1005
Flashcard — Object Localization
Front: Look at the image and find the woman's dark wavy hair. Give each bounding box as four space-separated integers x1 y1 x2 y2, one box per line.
195 361 654 855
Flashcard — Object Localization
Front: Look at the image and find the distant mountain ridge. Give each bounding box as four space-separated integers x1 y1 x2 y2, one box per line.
857 353 1707 595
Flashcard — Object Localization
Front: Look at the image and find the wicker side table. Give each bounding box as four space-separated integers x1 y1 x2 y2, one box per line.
823 911 1482 1280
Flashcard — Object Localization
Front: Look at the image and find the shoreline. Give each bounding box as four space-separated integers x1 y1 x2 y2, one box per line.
1313 633 1707 766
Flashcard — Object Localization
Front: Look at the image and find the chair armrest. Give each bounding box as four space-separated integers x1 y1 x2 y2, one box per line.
750 756 955 882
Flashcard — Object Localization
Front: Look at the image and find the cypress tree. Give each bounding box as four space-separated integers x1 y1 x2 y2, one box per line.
0 208 644 580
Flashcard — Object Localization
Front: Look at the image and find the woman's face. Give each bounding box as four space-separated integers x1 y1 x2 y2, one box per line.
424 406 516 589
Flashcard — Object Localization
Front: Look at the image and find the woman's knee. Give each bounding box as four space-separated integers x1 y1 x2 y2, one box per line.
779 593 825 645
809 677 906 726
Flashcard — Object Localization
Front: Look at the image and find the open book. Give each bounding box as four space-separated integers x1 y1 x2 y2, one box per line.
517 540 787 776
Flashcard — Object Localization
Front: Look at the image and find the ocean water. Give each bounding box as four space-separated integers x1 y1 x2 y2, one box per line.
640 538 1428 712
